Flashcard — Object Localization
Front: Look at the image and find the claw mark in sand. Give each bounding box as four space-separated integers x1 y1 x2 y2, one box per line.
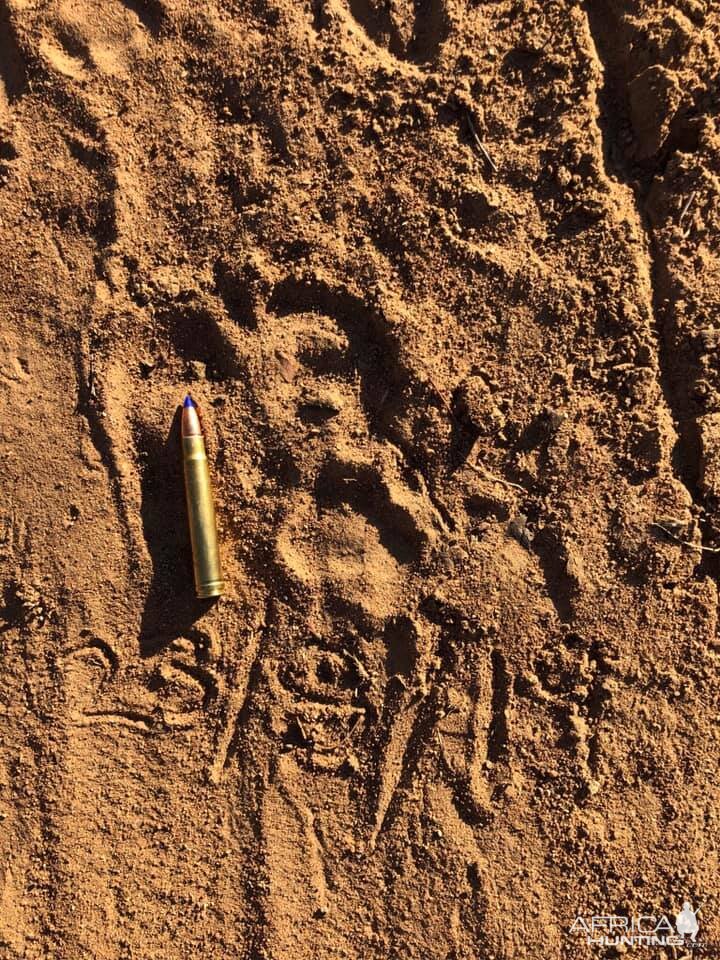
208 632 261 785
262 763 330 948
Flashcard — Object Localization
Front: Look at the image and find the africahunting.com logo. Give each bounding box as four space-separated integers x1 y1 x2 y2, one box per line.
570 902 700 948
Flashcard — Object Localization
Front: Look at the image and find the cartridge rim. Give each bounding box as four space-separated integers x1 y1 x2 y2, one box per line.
196 579 224 599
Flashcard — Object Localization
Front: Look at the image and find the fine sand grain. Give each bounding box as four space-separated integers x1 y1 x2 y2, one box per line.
1 0 719 956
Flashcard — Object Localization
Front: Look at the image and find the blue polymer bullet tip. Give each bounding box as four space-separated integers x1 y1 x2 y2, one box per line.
183 394 195 408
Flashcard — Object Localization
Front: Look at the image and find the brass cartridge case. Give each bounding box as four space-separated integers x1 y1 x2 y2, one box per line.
182 431 224 598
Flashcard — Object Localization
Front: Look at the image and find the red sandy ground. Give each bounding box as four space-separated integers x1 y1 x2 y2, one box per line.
1 0 719 957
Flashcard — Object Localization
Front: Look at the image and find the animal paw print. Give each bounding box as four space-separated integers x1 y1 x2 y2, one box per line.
316 0 451 66
258 280 438 618
247 277 449 798
37 0 157 82
276 450 434 622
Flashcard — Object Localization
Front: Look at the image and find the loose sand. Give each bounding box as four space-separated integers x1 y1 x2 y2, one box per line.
1 0 719 956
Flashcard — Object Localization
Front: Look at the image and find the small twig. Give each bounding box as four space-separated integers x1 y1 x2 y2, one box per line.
471 461 526 492
466 111 498 173
87 352 97 399
463 434 525 491
651 521 720 554
426 374 454 416
678 190 697 227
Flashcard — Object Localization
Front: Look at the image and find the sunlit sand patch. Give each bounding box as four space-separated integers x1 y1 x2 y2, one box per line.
276 494 406 620
39 35 87 79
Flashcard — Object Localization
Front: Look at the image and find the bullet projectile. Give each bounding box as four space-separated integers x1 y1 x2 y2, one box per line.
181 395 224 598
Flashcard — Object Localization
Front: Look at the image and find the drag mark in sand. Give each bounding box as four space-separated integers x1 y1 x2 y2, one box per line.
582 2 708 549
